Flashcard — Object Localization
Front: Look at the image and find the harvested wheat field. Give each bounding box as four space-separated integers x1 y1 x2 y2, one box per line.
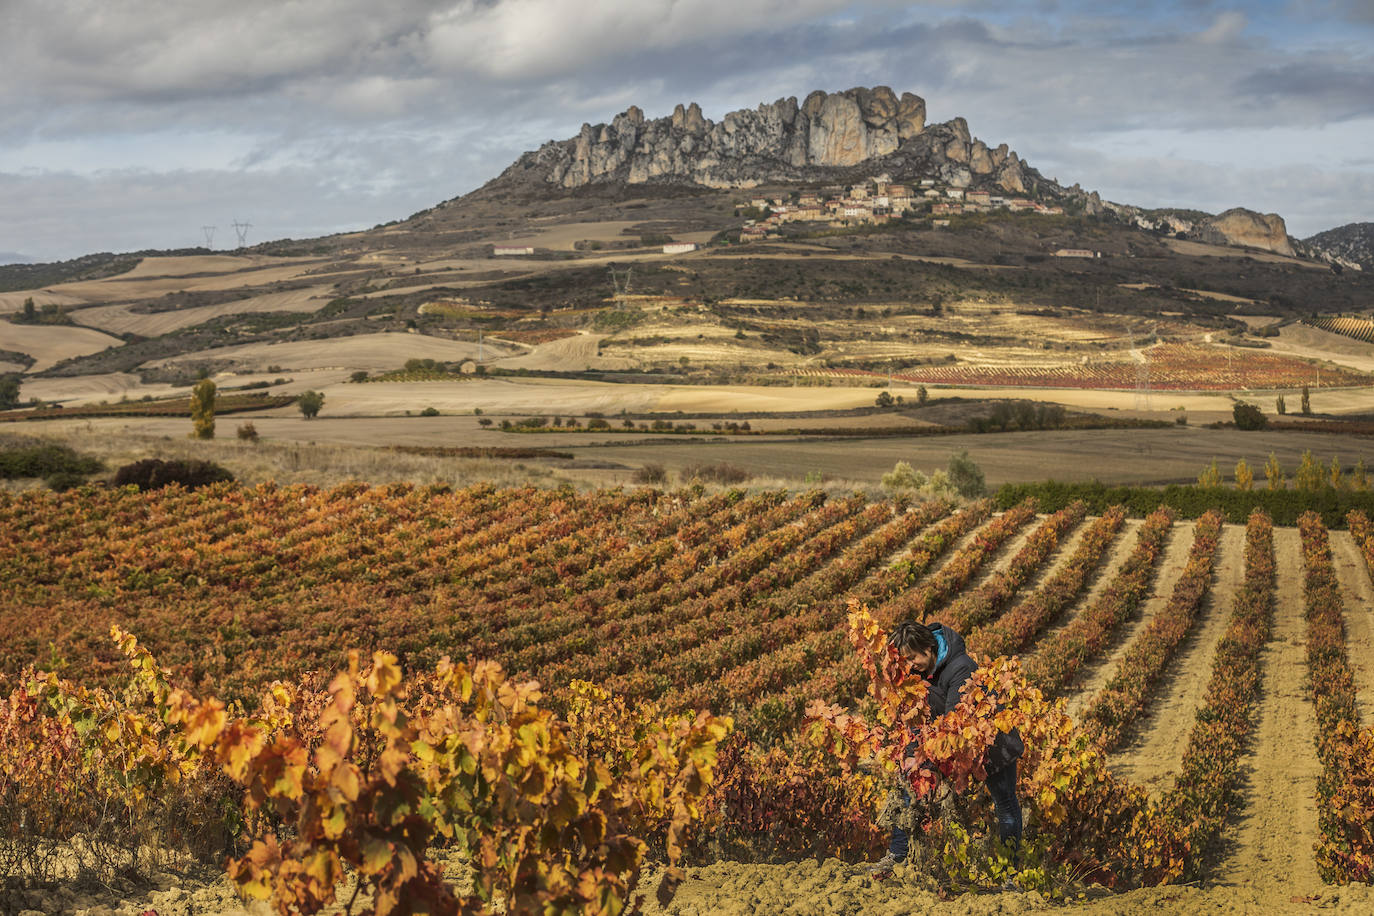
142 331 514 373
69 284 336 337
0 321 124 371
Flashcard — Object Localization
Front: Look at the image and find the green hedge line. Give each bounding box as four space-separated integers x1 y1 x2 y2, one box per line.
993 480 1374 528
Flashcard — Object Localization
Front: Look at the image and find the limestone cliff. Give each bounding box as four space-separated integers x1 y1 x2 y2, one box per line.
1196 209 1295 257
487 87 1033 194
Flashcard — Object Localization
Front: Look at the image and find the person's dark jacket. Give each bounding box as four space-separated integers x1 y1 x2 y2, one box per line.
922 622 1024 776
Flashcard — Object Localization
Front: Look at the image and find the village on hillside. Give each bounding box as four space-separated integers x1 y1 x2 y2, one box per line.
737 173 1066 242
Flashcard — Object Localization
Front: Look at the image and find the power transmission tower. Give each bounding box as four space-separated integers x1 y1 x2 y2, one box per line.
202 226 216 249
609 265 633 309
232 220 252 248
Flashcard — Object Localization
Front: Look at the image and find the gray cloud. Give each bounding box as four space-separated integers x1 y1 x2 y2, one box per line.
1 1 1371 260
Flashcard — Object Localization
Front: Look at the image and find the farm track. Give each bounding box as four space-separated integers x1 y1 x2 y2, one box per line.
1216 527 1323 890
1107 524 1245 792
1328 530 1374 724
1061 522 1193 720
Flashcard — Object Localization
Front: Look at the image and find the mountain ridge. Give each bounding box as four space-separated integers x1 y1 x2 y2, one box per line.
478 86 1038 199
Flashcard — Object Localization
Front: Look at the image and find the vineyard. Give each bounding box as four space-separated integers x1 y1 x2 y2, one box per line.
3 483 1374 913
790 343 1370 390
1305 315 1374 344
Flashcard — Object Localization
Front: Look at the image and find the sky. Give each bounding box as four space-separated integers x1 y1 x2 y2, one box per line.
2 0 1373 263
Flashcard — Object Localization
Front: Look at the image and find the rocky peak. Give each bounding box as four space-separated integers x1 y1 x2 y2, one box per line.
1196 208 1295 257
496 87 1032 194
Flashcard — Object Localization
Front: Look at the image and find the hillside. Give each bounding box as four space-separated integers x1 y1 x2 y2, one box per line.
1 87 1372 424
1305 221 1374 271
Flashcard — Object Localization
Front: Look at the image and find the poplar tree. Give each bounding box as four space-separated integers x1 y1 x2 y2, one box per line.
1234 458 1254 491
191 378 216 439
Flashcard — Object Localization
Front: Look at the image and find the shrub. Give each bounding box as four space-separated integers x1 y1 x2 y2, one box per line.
45 471 89 492
633 463 668 484
1233 402 1267 430
236 422 259 442
112 458 234 491
298 390 325 419
587 418 611 430
947 450 986 497
350 370 369 383
681 462 750 485
0 443 103 479
477 417 493 427
881 460 925 492
420 407 441 417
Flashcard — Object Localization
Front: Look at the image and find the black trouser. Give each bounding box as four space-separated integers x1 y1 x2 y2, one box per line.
888 761 1022 860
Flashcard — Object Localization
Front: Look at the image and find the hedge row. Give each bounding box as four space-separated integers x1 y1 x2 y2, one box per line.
995 480 1374 528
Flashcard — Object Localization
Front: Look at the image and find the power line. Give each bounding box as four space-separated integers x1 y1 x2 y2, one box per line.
231 220 252 248
201 226 216 249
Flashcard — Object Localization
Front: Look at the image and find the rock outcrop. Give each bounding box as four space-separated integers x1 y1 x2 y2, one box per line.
1195 208 1295 257
491 87 1035 194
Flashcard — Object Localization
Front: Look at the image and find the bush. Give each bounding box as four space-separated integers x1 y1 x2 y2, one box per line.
298 390 325 419
681 462 750 485
420 407 441 417
45 471 89 492
0 444 103 479
587 418 611 430
1233 402 1267 430
881 460 926 492
633 463 667 484
236 422 259 442
113 458 234 491
350 370 369 383
947 450 986 497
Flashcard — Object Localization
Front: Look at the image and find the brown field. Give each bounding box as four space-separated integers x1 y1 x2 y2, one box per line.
0 321 124 371
142 331 514 373
69 284 336 336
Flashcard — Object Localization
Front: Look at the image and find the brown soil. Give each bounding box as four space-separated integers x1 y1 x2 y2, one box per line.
1061 521 1196 721
1213 528 1325 894
1327 530 1374 724
1107 524 1246 792
1022 519 1146 662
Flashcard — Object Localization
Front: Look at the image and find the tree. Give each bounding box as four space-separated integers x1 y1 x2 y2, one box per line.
1301 384 1312 416
0 374 19 410
190 378 216 439
1275 394 1286 415
947 450 985 497
1197 458 1222 488
21 297 35 322
916 385 929 406
298 390 325 419
1295 450 1324 491
1232 402 1267 430
1234 458 1253 491
1265 452 1284 490
875 391 894 408
1330 456 1344 490
881 460 924 492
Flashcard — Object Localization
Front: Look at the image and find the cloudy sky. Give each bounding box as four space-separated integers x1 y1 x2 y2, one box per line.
3 0 1372 263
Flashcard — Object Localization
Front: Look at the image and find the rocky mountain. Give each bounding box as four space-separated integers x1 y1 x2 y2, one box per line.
1303 222 1374 271
483 86 1035 196
1195 208 1295 257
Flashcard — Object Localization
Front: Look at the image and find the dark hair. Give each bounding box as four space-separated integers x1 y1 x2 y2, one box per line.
888 621 937 655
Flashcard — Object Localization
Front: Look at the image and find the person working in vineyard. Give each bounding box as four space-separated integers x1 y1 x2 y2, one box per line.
869 620 1023 879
